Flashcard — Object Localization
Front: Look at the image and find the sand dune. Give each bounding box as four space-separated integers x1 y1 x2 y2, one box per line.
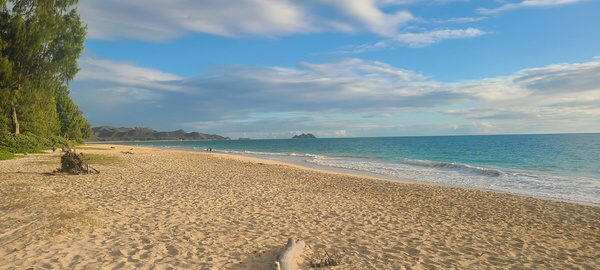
1 144 599 269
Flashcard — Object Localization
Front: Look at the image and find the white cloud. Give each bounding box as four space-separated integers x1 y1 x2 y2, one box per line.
432 17 488 24
393 28 487 47
76 59 184 92
70 57 600 136
79 0 316 41
329 26 487 53
478 0 589 15
76 0 493 50
329 41 390 54
298 58 426 81
79 0 483 46
97 87 164 105
471 122 496 134
321 0 414 37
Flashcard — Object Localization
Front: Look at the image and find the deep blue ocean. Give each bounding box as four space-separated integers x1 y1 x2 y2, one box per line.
110 133 600 205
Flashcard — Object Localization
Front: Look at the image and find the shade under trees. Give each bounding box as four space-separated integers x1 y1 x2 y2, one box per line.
0 0 90 140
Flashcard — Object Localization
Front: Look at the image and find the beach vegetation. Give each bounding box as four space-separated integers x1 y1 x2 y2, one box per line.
83 153 122 166
74 146 109 151
0 132 50 153
309 247 343 268
0 148 13 160
0 132 80 154
49 209 100 236
0 0 91 143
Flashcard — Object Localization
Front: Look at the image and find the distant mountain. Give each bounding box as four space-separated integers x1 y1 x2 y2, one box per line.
91 126 229 141
292 133 317 139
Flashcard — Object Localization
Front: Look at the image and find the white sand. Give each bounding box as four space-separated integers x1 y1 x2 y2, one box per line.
1 144 599 269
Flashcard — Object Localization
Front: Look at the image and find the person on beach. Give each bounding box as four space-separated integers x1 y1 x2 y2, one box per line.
52 143 57 153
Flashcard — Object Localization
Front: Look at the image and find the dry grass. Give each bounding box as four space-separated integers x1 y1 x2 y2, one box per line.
83 153 122 165
5 182 37 188
0 190 56 210
0 184 100 239
74 146 110 151
28 156 60 165
47 210 101 236
28 153 122 166
0 201 29 211
3 190 37 199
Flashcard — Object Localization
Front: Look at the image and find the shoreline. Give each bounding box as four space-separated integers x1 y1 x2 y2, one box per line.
117 143 600 207
1 144 599 269
212 151 600 208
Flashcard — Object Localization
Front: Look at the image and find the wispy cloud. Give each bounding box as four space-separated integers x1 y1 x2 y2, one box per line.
76 59 184 92
79 0 485 47
320 0 414 37
393 28 487 47
79 0 317 41
478 0 589 15
71 56 600 136
328 27 487 53
431 17 488 24
330 41 390 54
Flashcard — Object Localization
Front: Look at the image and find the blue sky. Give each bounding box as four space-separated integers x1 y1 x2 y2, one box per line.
70 0 600 139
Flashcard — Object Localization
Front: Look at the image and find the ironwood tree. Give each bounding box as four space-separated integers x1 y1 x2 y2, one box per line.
0 0 86 136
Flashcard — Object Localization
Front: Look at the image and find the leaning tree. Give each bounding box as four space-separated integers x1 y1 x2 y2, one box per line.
0 0 86 134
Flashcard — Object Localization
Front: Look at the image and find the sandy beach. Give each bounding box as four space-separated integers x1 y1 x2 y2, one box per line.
1 144 599 269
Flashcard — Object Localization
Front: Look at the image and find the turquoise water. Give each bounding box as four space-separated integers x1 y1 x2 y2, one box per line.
111 133 600 205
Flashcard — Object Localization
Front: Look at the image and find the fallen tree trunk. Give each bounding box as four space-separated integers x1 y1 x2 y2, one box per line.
275 238 305 270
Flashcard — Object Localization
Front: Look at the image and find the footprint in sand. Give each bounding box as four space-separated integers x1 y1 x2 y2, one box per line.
166 245 179 256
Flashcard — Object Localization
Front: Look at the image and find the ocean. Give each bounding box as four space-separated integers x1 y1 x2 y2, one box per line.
110 133 600 205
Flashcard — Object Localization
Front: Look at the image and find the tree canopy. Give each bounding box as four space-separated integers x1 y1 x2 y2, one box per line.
0 0 90 140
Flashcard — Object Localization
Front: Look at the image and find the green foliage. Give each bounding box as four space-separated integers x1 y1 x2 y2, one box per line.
14 79 61 136
0 0 91 143
0 105 10 135
0 0 87 136
55 86 91 140
49 135 71 147
0 149 14 160
0 132 50 153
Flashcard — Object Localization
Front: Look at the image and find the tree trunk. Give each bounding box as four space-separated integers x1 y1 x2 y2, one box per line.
11 106 20 134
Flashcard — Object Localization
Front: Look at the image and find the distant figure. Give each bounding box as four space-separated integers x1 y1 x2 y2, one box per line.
52 143 57 153
209 148 213 152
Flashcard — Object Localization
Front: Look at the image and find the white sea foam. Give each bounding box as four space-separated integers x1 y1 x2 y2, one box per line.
211 149 600 205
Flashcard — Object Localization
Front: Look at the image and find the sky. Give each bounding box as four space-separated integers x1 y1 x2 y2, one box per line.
69 0 600 139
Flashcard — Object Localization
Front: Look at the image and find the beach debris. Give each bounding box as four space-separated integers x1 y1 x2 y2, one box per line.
275 238 305 270
110 146 115 149
308 247 343 268
55 147 99 175
121 151 134 154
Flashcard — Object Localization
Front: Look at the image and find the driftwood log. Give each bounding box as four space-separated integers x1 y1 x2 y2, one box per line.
56 148 99 175
275 238 305 270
